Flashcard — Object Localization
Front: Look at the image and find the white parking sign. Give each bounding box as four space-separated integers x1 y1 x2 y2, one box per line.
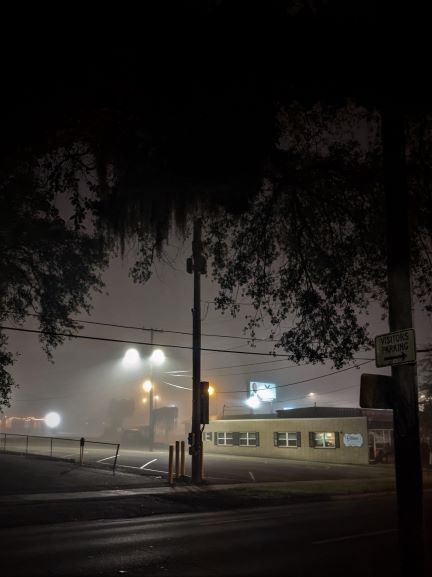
375 329 416 368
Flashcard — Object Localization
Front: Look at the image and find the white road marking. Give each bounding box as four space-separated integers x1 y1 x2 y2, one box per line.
116 464 168 474
96 455 116 463
140 458 157 469
313 528 396 545
249 471 256 481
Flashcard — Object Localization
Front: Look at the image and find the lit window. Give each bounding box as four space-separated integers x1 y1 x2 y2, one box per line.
311 432 336 448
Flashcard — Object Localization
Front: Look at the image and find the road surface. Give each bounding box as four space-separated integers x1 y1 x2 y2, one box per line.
3 493 431 576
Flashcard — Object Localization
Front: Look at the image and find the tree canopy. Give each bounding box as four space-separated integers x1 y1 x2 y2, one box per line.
0 156 107 406
2 1 432 404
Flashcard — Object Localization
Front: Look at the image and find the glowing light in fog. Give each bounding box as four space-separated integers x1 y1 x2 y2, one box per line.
143 379 153 392
122 348 140 368
150 349 165 365
246 396 260 409
44 412 61 428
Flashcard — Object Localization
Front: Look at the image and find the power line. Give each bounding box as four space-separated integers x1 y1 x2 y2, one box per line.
25 313 376 367
206 358 309 371
207 362 314 378
218 360 373 394
274 383 360 403
0 325 292 358
27 314 275 343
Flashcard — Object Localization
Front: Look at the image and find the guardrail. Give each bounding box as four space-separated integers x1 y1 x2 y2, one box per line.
0 433 120 473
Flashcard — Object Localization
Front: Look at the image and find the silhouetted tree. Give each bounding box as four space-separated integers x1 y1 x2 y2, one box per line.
0 158 108 407
1 1 432 396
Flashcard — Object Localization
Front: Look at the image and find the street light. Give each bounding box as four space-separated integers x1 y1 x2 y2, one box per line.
121 348 166 451
44 411 61 429
122 348 140 368
143 350 166 451
246 395 261 412
142 379 154 450
150 349 165 366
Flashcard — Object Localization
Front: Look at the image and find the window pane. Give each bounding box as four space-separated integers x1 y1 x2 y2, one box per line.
276 432 298 447
313 432 336 448
324 433 335 447
239 432 257 446
277 433 287 447
314 432 325 447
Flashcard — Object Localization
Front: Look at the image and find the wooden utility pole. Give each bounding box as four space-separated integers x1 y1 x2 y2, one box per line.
381 104 424 576
188 218 205 483
149 328 154 452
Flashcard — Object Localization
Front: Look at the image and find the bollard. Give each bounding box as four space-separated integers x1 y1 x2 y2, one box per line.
168 444 174 486
25 435 29 455
79 437 85 465
200 441 204 481
50 438 53 457
175 441 180 479
180 440 185 477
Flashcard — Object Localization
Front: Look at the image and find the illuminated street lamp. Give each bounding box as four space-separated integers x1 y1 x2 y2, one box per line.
44 411 61 429
143 348 166 450
122 347 166 451
142 379 154 450
150 349 165 366
246 395 261 414
122 348 140 368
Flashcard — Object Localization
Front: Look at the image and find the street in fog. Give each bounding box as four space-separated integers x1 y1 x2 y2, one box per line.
3 493 431 577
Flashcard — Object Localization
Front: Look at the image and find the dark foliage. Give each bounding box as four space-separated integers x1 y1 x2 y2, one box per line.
1 1 432 400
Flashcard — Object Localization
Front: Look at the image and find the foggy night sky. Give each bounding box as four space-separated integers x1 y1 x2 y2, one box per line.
5 233 432 438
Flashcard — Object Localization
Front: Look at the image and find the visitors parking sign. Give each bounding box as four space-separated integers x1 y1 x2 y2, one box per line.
374 329 416 368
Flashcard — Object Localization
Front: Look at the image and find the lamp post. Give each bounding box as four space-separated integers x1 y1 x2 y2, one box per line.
143 379 154 451
145 348 166 452
122 346 165 452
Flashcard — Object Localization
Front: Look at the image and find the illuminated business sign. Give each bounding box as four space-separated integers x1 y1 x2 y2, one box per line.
249 381 276 402
343 433 364 447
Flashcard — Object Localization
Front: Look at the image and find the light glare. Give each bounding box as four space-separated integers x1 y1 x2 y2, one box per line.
44 411 61 428
143 379 153 392
246 395 261 409
150 349 165 365
123 348 140 368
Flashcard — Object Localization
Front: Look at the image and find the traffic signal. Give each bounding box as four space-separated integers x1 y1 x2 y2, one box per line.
188 432 195 446
200 381 210 424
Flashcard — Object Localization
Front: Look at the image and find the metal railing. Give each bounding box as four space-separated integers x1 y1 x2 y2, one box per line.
0 433 120 473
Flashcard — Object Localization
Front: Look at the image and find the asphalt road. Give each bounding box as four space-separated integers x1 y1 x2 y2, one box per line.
2 493 431 577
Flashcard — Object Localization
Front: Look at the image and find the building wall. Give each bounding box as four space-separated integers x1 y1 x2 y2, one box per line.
203 417 369 465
